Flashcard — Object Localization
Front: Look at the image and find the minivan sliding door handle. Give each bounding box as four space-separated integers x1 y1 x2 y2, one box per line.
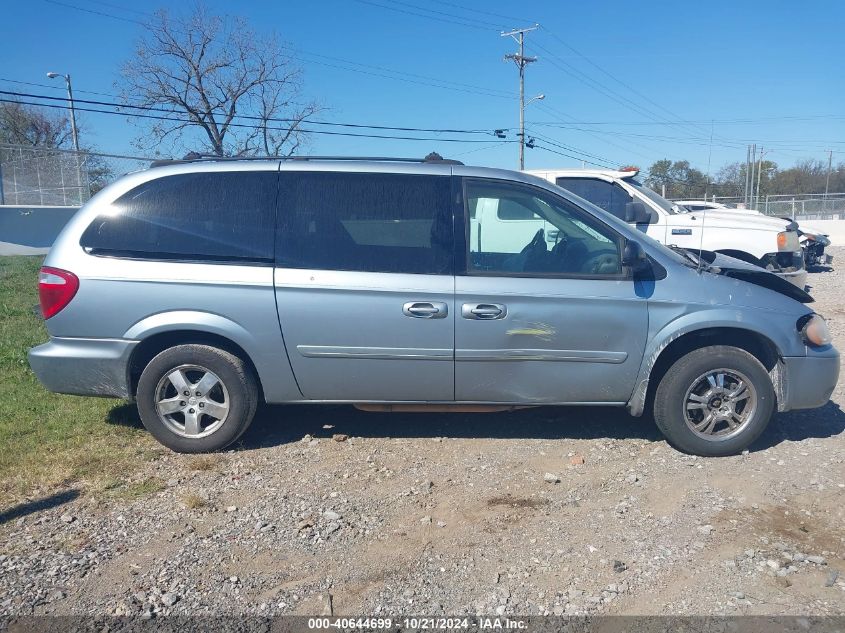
403 301 448 319
462 303 507 320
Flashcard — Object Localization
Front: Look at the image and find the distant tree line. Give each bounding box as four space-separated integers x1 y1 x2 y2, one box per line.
643 158 845 200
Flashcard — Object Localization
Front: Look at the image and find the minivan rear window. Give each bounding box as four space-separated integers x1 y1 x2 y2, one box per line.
276 172 452 275
80 171 278 261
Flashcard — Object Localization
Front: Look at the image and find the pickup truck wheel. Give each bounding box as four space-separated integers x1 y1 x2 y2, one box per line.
653 345 775 456
136 344 258 453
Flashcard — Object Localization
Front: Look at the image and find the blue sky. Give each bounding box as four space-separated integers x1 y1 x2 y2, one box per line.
2 0 843 174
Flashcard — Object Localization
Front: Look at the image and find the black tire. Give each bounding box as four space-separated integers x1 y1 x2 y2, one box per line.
653 345 775 456
136 344 258 453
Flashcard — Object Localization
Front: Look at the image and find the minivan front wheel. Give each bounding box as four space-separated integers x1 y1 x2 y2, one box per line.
653 346 775 456
137 344 258 453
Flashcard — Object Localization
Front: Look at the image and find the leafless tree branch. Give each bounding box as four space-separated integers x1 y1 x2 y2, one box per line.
118 3 322 157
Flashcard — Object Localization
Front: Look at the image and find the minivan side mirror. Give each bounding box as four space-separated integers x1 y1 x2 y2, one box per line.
625 201 652 224
621 239 649 271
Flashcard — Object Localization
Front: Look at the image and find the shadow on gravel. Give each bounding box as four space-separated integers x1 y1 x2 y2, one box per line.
0 489 80 524
104 396 845 454
238 404 664 450
807 265 834 274
751 401 845 452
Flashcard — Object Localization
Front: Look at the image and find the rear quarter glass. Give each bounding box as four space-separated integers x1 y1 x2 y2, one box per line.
80 171 278 261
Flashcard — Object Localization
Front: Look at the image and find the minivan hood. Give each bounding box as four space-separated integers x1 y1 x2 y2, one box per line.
701 251 813 303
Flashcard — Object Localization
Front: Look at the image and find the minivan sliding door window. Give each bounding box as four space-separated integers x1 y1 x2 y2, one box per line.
276 172 453 275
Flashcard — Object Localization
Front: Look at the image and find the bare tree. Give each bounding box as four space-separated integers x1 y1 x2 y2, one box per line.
0 101 72 148
119 4 321 157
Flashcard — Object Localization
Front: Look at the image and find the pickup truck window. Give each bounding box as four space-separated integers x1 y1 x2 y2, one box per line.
623 177 680 215
555 177 633 221
467 180 622 277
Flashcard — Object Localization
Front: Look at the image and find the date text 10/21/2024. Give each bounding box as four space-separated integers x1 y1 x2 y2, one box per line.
306 617 529 630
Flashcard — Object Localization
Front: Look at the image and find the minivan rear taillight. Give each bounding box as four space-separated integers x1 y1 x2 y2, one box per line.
38 267 79 319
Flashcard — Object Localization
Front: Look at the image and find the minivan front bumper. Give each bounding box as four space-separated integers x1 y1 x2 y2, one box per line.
778 347 840 411
28 337 137 398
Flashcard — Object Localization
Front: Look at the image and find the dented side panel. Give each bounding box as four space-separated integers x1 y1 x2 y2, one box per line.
455 276 648 403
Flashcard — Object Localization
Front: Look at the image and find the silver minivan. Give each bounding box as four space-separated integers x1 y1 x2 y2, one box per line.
28 156 839 456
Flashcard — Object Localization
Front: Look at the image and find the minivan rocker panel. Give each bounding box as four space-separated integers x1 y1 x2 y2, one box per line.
28 158 839 457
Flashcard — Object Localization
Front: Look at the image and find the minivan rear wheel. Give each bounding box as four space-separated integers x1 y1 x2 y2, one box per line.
136 344 258 453
653 345 775 456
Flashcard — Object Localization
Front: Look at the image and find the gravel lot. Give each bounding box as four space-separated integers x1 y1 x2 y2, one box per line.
1 248 844 619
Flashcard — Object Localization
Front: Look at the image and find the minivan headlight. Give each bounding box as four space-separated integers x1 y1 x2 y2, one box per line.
777 230 800 252
798 314 832 346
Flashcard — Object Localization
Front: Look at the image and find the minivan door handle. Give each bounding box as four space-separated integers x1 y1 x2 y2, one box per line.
462 303 507 320
403 301 448 319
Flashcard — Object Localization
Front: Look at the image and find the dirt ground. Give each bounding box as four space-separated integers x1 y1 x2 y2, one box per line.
1 248 844 619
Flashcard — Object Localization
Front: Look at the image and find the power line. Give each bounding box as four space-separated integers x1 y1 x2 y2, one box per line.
528 40 715 140
385 0 505 28
528 121 845 151
0 142 155 162
524 129 617 167
428 0 533 26
0 90 501 136
83 0 150 17
42 0 144 24
295 52 515 100
0 97 509 144
528 115 845 125
533 103 660 163
349 0 494 30
0 77 119 99
538 27 729 143
32 0 516 103
531 143 613 169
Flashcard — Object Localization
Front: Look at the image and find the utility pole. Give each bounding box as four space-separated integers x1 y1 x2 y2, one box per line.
748 144 757 209
744 145 751 206
704 119 714 199
755 147 764 210
824 149 833 213
502 25 538 170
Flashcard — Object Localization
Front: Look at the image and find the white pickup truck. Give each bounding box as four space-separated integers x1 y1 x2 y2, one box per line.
525 169 807 288
675 199 832 268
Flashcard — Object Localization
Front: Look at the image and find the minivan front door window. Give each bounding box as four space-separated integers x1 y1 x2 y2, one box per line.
467 180 623 277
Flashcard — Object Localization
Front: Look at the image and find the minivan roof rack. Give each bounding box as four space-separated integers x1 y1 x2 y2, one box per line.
149 153 464 168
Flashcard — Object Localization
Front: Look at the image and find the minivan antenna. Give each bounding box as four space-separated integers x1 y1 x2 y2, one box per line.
697 207 706 273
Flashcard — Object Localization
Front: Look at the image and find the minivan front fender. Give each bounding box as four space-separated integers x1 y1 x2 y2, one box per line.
627 306 802 417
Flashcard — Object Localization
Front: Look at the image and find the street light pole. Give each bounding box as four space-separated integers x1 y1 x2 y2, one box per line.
47 72 79 152
824 149 833 213
502 25 538 170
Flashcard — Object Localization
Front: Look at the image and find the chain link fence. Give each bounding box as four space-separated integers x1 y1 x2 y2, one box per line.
672 193 845 220
0 144 151 207
757 194 845 220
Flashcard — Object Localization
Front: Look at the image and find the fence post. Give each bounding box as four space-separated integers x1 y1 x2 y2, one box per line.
0 161 5 205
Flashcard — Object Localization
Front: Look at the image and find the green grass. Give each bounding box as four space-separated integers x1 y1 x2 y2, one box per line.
0 256 162 506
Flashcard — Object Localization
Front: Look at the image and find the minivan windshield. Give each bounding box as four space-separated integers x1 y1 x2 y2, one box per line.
623 177 683 215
